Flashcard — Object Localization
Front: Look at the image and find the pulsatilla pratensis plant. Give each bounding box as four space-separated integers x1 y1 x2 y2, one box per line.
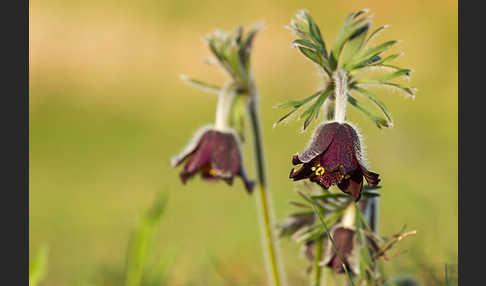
277 8 416 203
170 26 262 193
170 8 417 286
275 9 416 285
278 184 415 285
171 24 287 286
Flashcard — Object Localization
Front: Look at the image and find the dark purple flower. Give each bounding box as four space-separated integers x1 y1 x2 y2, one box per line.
277 211 315 238
289 122 380 201
303 239 317 261
170 127 254 193
321 226 360 275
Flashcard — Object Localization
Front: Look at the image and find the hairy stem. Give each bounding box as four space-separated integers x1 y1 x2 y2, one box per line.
333 67 381 278
341 203 357 228
248 81 287 286
214 81 234 130
333 69 348 123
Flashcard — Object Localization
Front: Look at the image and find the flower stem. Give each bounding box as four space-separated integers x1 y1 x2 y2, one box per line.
366 197 379 274
248 82 287 286
367 197 379 234
341 203 357 228
333 69 348 123
214 81 234 131
312 237 323 286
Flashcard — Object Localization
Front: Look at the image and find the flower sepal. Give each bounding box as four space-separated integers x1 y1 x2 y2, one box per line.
170 125 254 193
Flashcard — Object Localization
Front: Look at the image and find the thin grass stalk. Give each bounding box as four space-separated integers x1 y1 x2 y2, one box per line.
248 82 287 286
312 205 355 286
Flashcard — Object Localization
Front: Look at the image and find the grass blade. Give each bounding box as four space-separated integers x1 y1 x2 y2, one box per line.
124 193 168 286
29 245 49 286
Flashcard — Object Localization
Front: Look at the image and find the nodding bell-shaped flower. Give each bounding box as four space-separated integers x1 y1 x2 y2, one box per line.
320 225 360 275
277 211 315 238
289 122 380 201
170 126 255 193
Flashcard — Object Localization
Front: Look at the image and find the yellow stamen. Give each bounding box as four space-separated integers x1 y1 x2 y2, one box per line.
209 169 217 176
312 162 326 176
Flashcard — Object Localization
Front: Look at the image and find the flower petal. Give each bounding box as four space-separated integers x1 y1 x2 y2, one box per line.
289 164 314 181
200 169 220 182
179 132 215 183
295 122 341 164
321 226 358 274
183 137 213 174
338 169 364 201
170 125 212 167
223 176 234 186
360 164 380 186
320 124 360 173
238 168 255 194
310 171 342 189
304 240 315 260
342 123 365 164
209 132 241 177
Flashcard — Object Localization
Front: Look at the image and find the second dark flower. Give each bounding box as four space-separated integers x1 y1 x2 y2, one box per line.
171 127 254 193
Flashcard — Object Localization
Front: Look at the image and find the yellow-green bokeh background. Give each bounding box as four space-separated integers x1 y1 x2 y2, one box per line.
29 0 457 285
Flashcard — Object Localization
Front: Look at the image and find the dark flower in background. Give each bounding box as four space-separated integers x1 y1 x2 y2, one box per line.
170 126 254 193
289 122 380 201
300 199 370 262
320 225 360 275
277 211 315 238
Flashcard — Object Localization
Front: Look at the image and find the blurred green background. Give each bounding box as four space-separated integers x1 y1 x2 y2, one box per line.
29 0 457 285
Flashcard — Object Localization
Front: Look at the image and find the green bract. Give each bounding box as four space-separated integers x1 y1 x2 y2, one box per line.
277 9 417 130
179 24 263 140
181 23 263 94
277 184 380 246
